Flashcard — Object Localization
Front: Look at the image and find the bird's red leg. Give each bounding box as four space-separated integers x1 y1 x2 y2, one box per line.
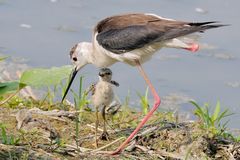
111 60 161 155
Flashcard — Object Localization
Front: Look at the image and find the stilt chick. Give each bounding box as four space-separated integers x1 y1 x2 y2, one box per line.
91 68 119 147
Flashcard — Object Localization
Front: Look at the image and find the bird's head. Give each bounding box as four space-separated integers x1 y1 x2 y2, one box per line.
70 43 89 71
61 43 90 102
98 68 112 82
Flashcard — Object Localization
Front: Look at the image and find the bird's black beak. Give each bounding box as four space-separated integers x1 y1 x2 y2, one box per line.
61 67 78 103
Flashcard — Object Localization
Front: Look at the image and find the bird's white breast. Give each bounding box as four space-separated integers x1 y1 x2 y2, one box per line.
92 34 118 67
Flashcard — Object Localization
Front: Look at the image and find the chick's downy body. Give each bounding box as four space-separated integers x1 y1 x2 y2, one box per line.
92 68 115 108
92 80 114 108
91 68 119 146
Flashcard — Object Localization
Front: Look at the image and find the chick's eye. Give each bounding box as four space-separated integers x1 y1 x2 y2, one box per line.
72 57 77 61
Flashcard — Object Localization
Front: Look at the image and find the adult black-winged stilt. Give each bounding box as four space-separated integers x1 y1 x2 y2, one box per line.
61 13 225 154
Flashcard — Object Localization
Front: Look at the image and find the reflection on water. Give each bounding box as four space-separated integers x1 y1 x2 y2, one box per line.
0 0 239 128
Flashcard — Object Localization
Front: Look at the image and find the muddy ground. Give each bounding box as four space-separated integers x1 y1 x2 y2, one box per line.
0 100 240 160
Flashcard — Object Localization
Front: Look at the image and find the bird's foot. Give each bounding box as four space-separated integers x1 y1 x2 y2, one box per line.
184 43 199 52
99 131 109 141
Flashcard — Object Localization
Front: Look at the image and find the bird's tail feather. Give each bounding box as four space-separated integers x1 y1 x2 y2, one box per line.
158 22 228 42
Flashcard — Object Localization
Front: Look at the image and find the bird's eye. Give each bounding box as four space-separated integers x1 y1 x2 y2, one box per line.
106 72 111 75
73 57 77 61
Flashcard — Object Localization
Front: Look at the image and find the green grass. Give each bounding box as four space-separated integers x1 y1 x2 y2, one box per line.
0 123 20 145
0 56 9 61
1 57 239 159
70 76 90 149
137 87 149 115
191 101 233 137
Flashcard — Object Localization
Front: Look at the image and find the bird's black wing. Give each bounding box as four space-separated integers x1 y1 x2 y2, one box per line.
96 22 225 54
96 25 163 54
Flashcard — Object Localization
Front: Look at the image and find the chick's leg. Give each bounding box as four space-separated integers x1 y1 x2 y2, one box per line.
95 106 99 148
100 105 109 140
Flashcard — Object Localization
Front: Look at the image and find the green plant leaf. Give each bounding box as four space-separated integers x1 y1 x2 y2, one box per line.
20 65 73 88
0 56 9 61
204 104 212 127
0 124 7 144
212 101 220 122
137 88 149 115
0 81 24 96
216 109 233 124
191 101 205 118
191 101 234 137
191 101 211 128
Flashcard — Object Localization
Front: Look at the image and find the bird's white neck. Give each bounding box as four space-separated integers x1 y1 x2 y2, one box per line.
78 42 94 64
80 42 117 68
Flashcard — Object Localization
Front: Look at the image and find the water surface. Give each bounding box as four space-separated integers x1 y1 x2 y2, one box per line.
0 0 239 128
